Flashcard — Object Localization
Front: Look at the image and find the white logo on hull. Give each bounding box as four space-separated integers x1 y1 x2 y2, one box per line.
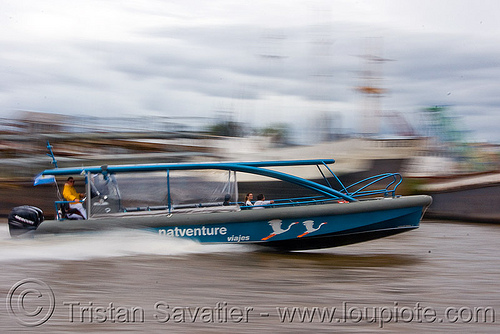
261 219 299 241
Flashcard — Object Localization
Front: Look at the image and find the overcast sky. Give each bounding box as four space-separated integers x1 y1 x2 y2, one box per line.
1 0 499 142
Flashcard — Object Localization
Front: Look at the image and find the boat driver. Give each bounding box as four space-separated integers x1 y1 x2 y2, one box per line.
63 177 87 219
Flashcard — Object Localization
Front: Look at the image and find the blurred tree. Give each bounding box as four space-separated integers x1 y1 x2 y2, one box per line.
259 123 289 145
207 121 245 137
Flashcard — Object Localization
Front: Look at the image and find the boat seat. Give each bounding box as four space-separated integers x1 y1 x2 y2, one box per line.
59 202 84 220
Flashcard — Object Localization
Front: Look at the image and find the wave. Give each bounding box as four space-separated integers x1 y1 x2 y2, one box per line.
0 224 253 262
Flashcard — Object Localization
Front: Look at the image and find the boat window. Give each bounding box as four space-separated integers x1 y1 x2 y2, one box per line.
114 171 169 211
168 169 237 209
89 169 238 216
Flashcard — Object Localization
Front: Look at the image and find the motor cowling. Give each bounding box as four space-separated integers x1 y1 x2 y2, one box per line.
8 205 44 237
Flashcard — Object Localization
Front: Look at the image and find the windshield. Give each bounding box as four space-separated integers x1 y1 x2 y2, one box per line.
89 169 238 216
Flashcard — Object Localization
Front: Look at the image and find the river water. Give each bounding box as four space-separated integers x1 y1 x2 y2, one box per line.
1 219 499 333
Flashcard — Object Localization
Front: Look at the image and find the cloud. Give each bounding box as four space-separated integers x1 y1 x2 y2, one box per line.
1 0 499 142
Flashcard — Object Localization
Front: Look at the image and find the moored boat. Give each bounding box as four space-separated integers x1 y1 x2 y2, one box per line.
410 171 500 223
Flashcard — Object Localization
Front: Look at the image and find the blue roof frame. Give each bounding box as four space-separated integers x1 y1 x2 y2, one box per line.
41 159 335 175
41 159 356 202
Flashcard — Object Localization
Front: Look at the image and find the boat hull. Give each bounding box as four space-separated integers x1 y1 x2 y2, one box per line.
263 211 421 251
12 195 431 251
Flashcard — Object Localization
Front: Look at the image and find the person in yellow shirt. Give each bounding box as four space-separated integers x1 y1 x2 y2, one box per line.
63 177 87 219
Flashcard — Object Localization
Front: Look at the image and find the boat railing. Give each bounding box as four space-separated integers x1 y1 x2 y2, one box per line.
239 195 342 209
124 205 170 212
342 173 403 198
123 202 230 212
239 172 402 210
318 163 402 198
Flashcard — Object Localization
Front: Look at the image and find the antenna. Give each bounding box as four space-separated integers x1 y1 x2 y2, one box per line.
46 141 58 168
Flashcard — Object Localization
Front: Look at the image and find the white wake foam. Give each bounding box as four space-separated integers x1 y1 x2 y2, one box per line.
0 224 252 262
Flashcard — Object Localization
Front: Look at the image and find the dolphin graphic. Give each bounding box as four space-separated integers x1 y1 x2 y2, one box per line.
261 219 299 241
297 220 327 238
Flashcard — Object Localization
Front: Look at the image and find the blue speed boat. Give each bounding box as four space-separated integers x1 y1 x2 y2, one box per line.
8 147 431 251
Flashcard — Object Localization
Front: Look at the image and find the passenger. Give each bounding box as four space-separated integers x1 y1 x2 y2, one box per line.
63 177 87 219
244 193 254 206
253 193 274 209
223 194 231 206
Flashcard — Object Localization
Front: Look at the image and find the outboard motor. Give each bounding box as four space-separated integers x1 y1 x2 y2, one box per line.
8 205 44 237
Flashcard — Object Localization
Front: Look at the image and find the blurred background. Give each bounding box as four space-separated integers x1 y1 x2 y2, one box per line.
1 0 500 220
